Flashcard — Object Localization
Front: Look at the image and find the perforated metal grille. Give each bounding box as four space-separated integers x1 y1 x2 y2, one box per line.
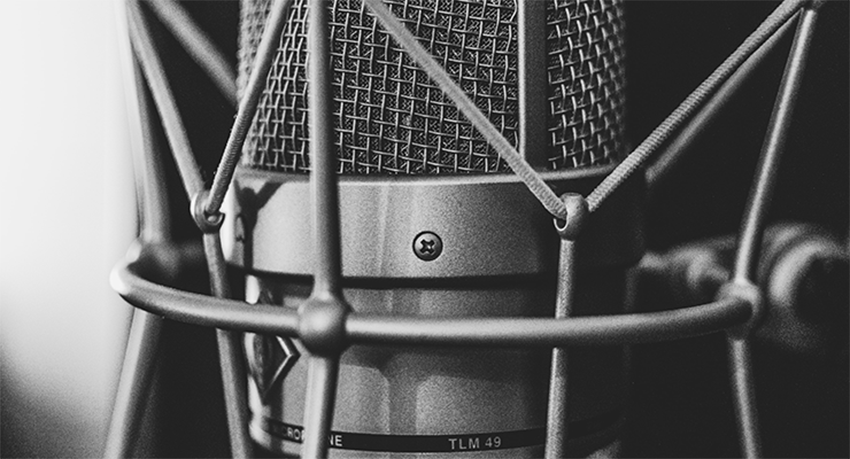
239 0 625 174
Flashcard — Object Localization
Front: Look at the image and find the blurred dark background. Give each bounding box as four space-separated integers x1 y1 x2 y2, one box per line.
624 2 848 457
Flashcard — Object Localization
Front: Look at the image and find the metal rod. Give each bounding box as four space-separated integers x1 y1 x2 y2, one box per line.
361 0 567 220
203 234 231 298
728 338 762 459
544 238 578 459
301 356 340 459
146 0 238 107
518 0 549 169
647 14 798 188
203 0 292 218
104 309 163 459
307 0 341 296
298 2 344 457
105 10 173 452
118 40 171 242
346 298 749 347
130 59 171 241
733 6 819 283
112 249 300 336
116 0 170 241
203 233 253 459
112 252 751 347
215 330 252 457
725 9 819 459
127 0 204 198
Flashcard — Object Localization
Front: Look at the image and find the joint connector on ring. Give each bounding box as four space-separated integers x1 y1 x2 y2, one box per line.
190 190 225 233
553 193 588 241
298 294 351 356
717 279 764 339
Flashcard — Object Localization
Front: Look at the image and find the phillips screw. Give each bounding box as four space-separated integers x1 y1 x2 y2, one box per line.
413 231 443 261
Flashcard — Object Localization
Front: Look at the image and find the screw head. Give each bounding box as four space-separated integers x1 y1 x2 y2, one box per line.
413 231 443 261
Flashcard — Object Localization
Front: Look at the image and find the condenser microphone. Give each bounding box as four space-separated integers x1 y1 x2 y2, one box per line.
220 0 642 456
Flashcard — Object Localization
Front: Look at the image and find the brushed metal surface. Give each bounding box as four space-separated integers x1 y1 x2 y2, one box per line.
222 165 644 278
245 270 629 457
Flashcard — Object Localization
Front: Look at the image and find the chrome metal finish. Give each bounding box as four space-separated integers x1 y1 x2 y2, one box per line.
222 165 643 278
240 0 626 175
251 267 631 458
105 309 163 459
720 281 764 340
231 168 641 454
733 6 819 284
361 0 568 220
728 338 762 459
726 8 818 458
204 233 253 459
191 190 224 233
111 248 752 347
412 232 442 262
112 247 300 335
545 194 587 459
215 328 253 458
244 332 300 402
127 0 204 197
105 11 172 453
343 294 748 347
306 0 341 300
301 356 340 459
204 0 292 219
107 0 843 457
128 59 170 243
106 240 206 458
299 1 347 456
518 0 549 168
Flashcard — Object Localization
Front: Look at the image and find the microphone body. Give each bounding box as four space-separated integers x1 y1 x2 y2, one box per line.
223 0 641 456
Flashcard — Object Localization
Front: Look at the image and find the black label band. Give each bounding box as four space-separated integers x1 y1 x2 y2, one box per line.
259 410 621 453
262 419 544 453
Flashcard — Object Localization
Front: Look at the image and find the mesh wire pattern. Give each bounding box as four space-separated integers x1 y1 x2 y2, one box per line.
239 0 626 175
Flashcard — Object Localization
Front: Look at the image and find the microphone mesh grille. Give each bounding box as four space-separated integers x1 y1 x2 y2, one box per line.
239 0 626 175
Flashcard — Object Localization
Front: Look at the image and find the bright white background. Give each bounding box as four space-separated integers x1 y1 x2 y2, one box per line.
0 1 138 456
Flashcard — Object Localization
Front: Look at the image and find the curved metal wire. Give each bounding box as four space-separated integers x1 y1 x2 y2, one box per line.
110 244 752 347
111 245 300 335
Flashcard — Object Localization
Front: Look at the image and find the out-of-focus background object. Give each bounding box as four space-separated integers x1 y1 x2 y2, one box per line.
0 1 137 457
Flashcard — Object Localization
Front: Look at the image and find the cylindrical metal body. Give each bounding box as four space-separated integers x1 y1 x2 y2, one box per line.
227 0 638 456
223 171 643 457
